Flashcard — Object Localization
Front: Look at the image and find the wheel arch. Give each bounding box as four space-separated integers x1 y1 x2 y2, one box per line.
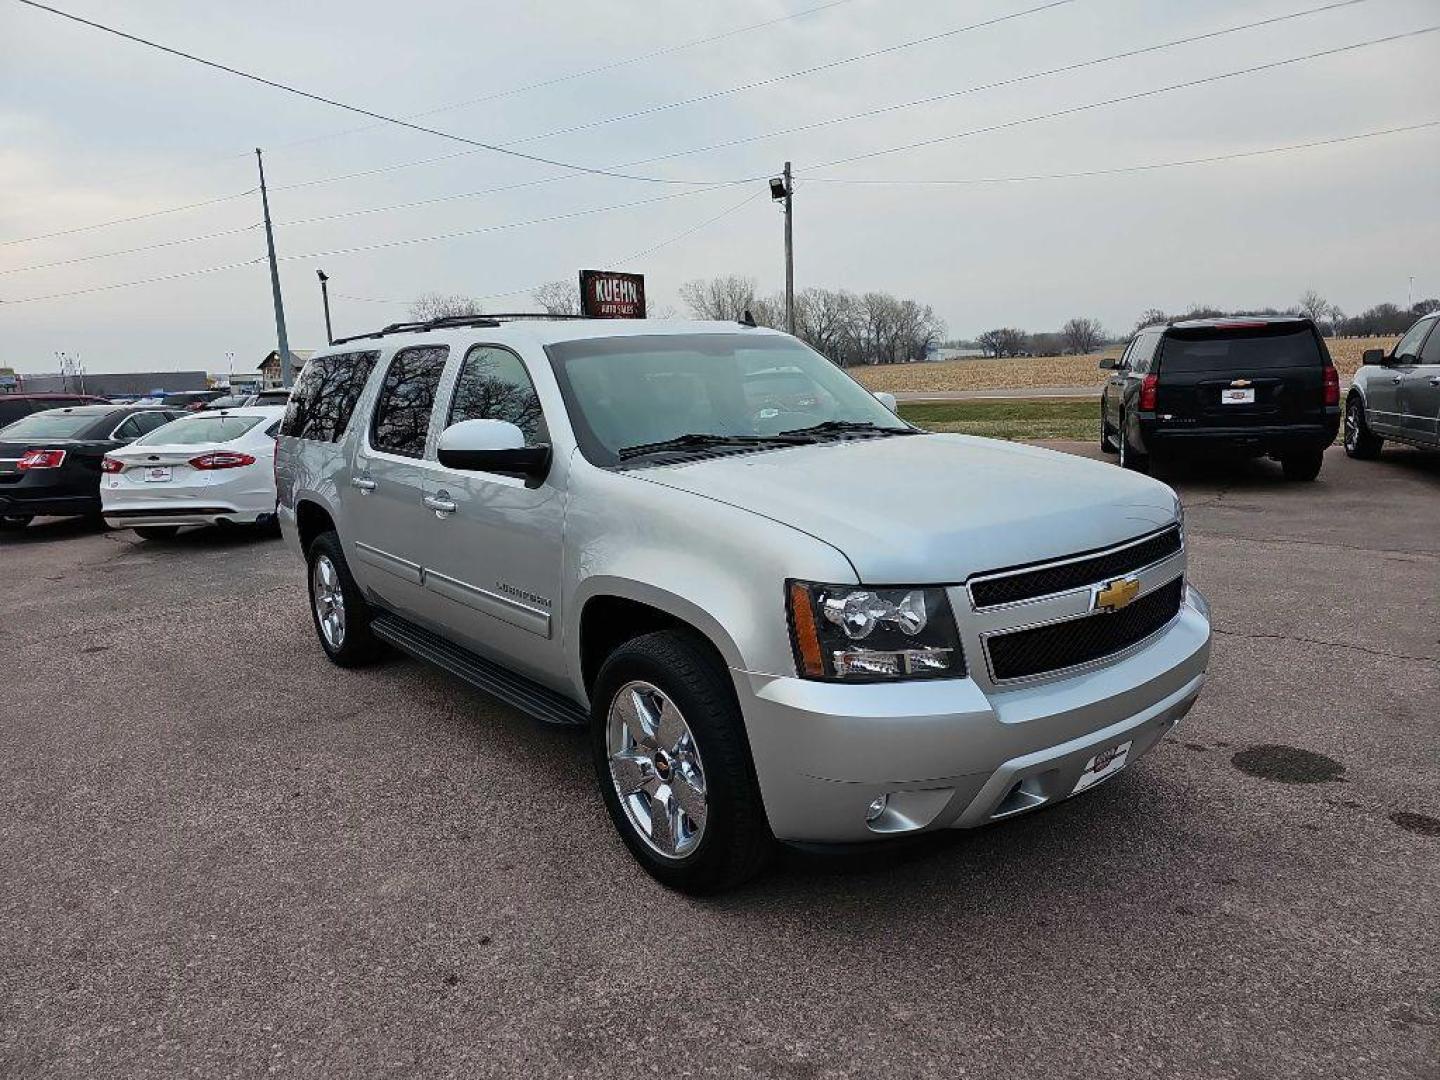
295 497 337 554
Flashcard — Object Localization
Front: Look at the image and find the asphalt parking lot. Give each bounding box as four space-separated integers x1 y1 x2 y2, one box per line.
3 443 1437 1079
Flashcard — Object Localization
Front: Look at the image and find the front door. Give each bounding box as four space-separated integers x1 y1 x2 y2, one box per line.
1368 318 1431 437
1399 317 1440 444
415 344 567 688
346 345 450 617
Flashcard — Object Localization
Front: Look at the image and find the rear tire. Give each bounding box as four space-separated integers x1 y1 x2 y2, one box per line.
592 630 772 894
1343 396 1383 460
1117 412 1150 474
134 526 180 540
1281 449 1324 482
306 530 382 667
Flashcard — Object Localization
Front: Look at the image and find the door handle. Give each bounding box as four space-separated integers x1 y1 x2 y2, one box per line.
423 493 457 515
1429 376 1440 386
1392 375 1404 384
351 476 376 492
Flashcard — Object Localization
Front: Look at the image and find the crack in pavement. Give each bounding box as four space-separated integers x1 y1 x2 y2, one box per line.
1212 626 1440 666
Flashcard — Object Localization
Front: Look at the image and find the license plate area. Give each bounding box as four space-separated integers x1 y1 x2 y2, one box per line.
1071 740 1132 795
144 466 173 483
1220 388 1256 405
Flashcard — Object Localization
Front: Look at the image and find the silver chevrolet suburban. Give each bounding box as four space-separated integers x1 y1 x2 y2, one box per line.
276 316 1211 893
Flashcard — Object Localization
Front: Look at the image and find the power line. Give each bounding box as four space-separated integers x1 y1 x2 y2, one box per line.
800 121 1440 185
804 24 1440 172
0 188 256 249
498 0 1076 148
14 0 760 187
0 257 265 304
0 223 261 276
269 0 862 154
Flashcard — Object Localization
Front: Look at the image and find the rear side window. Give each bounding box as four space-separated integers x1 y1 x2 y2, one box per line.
116 412 174 440
447 346 548 445
1158 325 1323 373
1127 332 1162 374
371 346 449 458
281 351 380 442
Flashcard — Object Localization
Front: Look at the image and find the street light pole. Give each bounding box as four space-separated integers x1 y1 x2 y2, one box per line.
317 270 334 345
770 163 795 335
256 148 293 386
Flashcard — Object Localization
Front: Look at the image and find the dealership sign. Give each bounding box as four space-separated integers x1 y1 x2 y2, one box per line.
579 270 646 319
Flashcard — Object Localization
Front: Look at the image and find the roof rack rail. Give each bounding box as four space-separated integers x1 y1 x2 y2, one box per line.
331 312 592 346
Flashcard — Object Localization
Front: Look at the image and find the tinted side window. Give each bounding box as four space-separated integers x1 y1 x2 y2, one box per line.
131 412 173 436
112 416 143 440
280 351 380 442
0 399 35 426
371 346 449 458
1129 332 1161 373
1418 320 1440 365
447 346 548 445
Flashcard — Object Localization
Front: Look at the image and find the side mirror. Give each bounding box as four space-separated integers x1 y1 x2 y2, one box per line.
1362 348 1387 366
436 419 550 483
1098 358 1119 370
873 391 898 413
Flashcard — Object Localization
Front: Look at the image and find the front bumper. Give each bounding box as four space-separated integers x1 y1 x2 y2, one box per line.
735 586 1211 843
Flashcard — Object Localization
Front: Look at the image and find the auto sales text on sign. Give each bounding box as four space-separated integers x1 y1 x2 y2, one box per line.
579 270 646 319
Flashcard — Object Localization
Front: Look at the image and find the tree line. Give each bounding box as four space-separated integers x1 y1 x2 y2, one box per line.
676 275 945 367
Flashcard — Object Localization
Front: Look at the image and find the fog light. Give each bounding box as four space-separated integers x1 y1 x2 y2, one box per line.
866 794 888 822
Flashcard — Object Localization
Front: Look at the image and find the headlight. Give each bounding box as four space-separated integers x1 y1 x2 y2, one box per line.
787 581 965 681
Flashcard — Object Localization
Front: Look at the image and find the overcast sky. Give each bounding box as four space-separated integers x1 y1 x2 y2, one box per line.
1 0 1436 374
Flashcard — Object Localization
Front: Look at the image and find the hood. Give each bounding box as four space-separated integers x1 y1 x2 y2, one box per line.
631 434 1180 583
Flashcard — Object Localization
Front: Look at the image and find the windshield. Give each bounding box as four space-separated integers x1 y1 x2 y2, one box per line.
134 414 265 446
546 333 910 465
1159 325 1324 373
0 411 99 440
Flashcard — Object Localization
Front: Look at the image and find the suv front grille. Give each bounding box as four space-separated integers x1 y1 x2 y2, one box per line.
986 577 1185 681
969 525 1182 608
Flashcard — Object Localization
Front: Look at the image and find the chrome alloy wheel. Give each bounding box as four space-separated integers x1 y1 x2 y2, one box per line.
311 553 346 650
606 680 708 860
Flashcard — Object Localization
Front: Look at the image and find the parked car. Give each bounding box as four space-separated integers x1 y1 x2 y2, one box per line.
277 317 1211 893
161 390 226 412
201 394 254 410
1101 316 1341 480
245 388 293 407
100 406 286 538
0 393 108 427
0 405 182 529
1344 311 1440 458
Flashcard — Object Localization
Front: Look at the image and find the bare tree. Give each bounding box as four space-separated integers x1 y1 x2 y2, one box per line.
678 275 757 321
977 328 1028 358
408 293 483 321
1061 317 1106 355
531 280 580 317
1325 303 1344 337
1298 289 1330 325
1134 307 1169 332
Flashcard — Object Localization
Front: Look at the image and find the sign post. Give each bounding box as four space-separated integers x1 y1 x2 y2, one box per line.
579 270 646 319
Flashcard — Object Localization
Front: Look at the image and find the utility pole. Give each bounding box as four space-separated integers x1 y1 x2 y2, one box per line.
770 162 795 335
783 161 795 336
316 270 334 345
256 148 293 386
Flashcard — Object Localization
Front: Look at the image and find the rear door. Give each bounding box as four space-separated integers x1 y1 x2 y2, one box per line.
1153 322 1327 429
346 345 449 616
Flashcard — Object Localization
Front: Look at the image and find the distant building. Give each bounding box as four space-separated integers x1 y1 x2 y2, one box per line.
6 370 210 396
925 345 985 362
258 349 314 388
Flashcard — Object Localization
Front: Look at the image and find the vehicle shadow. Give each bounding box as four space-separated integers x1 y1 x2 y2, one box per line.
0 515 108 546
122 523 285 551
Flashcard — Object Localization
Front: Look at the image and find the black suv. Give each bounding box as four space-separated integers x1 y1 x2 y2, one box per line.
1101 317 1340 480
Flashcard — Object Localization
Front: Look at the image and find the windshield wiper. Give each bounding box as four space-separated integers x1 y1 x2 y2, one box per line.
617 432 811 461
777 419 917 437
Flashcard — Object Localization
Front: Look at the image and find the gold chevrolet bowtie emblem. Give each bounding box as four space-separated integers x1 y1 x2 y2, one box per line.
1093 576 1141 613
1230 378 1252 387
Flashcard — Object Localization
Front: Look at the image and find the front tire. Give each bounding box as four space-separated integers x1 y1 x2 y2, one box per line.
1099 405 1118 453
1343 396 1383 459
592 630 771 894
306 530 382 667
1281 449 1324 482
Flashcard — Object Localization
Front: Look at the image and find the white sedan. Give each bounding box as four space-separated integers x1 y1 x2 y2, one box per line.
101 406 286 538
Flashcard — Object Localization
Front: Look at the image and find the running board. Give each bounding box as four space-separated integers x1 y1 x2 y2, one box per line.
370 612 588 727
